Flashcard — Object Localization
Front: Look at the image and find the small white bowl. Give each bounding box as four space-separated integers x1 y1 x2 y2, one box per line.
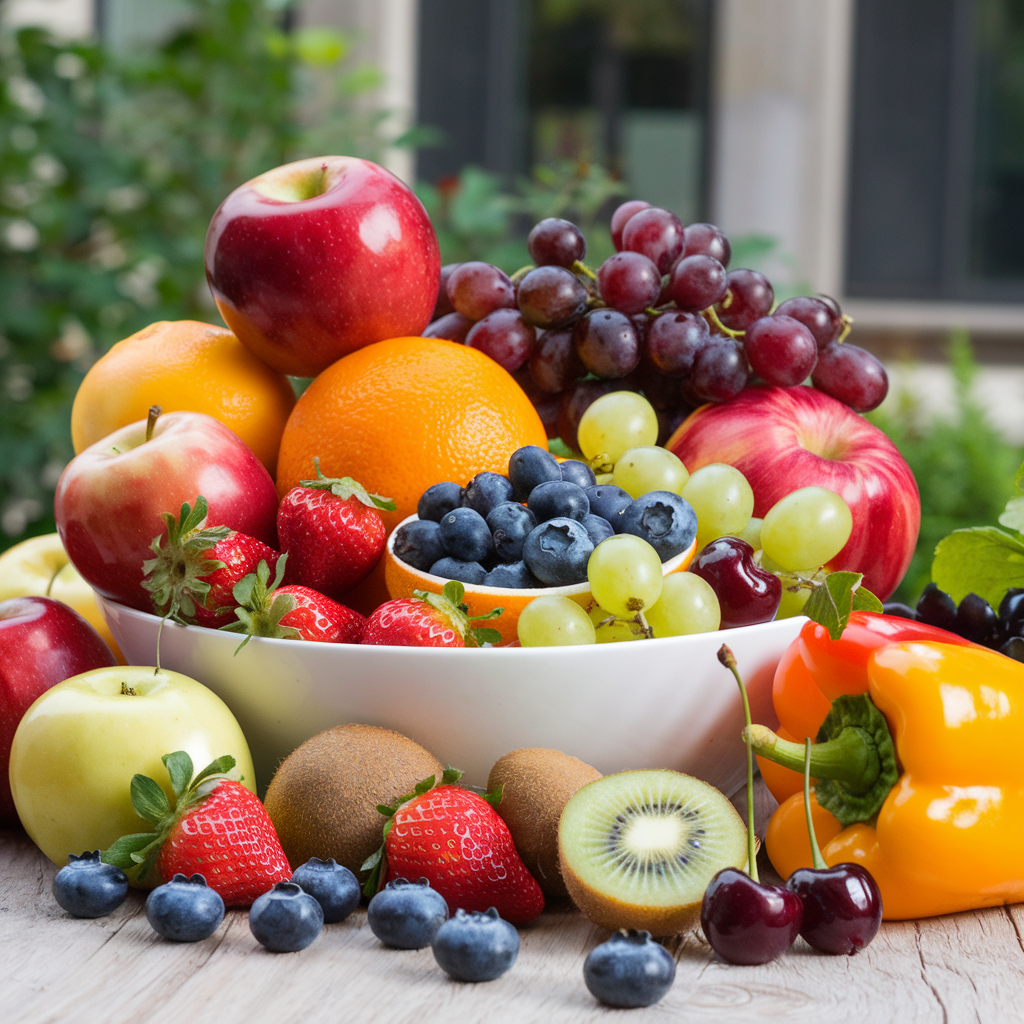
99 598 802 796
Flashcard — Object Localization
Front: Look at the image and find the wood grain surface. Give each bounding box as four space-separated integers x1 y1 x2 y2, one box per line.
4 823 1024 1024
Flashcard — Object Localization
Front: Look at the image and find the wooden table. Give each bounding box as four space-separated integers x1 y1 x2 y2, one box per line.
5 817 1023 1024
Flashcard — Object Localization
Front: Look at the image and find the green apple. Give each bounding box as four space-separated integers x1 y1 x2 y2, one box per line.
10 665 256 869
0 533 121 659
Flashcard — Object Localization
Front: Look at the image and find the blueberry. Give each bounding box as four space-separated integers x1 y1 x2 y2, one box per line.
527 480 590 523
486 501 537 562
882 601 918 621
522 518 594 586
393 519 446 572
583 929 676 1008
439 507 494 562
367 877 448 949
508 445 561 502
290 858 360 924
915 582 958 632
145 873 225 942
618 492 697 561
559 459 596 489
999 587 1024 634
249 881 324 952
483 561 538 589
461 472 514 517
52 851 128 919
430 557 487 585
432 907 519 982
582 513 615 547
585 484 633 526
418 481 463 522
955 592 999 646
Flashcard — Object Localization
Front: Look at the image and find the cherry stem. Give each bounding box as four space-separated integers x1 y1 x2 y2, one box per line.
803 739 827 870
146 405 162 443
718 644 758 883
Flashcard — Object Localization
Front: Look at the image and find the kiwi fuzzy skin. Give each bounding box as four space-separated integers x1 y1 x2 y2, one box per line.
488 748 602 901
264 723 444 877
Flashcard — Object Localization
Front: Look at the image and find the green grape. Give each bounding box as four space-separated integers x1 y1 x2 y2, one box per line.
760 486 853 572
736 516 763 550
517 595 596 646
577 392 658 467
588 605 642 643
645 573 721 637
587 534 663 618
612 446 689 499
680 463 755 551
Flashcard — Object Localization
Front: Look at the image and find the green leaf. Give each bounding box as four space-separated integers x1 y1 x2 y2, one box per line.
469 626 503 647
129 774 171 826
191 754 236 789
999 496 1024 534
931 526 1024 607
440 766 464 786
851 584 883 614
101 832 158 870
802 571 869 641
413 775 436 796
161 750 194 800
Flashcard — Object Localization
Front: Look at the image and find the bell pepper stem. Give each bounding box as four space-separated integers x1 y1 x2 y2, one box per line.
803 739 827 871
744 723 879 793
718 645 758 884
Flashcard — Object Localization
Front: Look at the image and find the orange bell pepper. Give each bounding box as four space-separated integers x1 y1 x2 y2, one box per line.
760 612 974 803
755 641 1024 919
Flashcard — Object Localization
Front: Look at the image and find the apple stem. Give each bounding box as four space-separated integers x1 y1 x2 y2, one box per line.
45 565 61 598
146 405 162 443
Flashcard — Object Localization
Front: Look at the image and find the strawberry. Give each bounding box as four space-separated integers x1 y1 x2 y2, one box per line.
363 768 545 924
277 459 395 599
102 751 290 907
142 495 280 628
222 555 366 645
362 580 502 648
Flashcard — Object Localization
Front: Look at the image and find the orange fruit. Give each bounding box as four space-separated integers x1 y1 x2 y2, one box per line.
276 336 549 535
71 320 296 475
383 518 697 645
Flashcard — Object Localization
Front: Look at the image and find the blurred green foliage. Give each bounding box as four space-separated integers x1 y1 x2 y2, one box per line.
867 331 1023 604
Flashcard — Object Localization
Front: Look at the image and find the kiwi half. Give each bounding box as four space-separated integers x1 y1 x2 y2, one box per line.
558 769 747 936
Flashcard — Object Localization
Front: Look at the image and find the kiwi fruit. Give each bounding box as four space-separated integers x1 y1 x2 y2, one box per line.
558 769 747 936
264 723 444 876
487 748 602 901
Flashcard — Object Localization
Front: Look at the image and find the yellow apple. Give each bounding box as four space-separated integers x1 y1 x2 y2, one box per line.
0 533 122 660
9 665 256 871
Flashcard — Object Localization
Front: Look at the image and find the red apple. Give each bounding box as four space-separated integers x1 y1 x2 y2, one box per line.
205 156 440 378
55 410 279 612
668 386 919 600
0 596 116 824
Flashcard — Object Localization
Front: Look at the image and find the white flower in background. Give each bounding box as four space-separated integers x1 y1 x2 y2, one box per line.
5 364 34 402
39 460 67 490
7 77 45 118
5 219 40 251
30 153 67 186
54 52 87 80
50 319 92 363
117 257 164 308
2 498 43 538
3 183 42 209
106 185 148 214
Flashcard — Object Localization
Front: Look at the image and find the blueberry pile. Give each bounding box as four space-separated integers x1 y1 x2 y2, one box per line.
392 445 698 588
885 583 1024 661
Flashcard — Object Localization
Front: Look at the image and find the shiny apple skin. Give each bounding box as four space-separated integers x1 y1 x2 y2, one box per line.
668 386 920 600
205 156 441 377
54 411 279 612
0 596 116 825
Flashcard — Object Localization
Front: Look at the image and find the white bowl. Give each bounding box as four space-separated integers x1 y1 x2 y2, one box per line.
99 598 802 797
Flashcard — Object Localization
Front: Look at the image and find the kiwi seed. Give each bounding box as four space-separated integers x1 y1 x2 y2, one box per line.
264 723 444 877
558 769 747 936
488 747 602 901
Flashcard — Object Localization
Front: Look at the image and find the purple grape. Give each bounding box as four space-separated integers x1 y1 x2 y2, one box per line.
573 310 641 379
610 199 652 251
517 265 589 329
744 315 818 387
634 359 682 410
811 342 889 412
774 296 844 349
528 217 586 268
447 262 516 321
715 269 774 331
667 255 727 312
528 328 585 393
465 309 537 372
644 311 709 376
597 251 662 315
683 223 731 266
620 207 685 274
433 263 460 319
423 311 473 344
691 335 749 402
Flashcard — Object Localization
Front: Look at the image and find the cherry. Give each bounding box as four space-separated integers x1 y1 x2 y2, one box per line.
785 863 882 955
701 869 803 965
688 538 781 628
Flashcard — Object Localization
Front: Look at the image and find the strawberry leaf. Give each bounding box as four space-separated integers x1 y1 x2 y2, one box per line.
300 457 396 510
101 833 159 870
191 754 236 789
130 774 171 826
413 775 436 796
467 625 503 647
162 750 194 801
440 766 464 786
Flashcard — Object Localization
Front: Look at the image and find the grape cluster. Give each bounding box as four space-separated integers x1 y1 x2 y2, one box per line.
886 583 1024 662
424 202 889 446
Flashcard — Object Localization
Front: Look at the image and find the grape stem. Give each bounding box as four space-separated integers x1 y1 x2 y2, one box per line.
572 259 597 282
837 314 854 344
702 306 745 340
